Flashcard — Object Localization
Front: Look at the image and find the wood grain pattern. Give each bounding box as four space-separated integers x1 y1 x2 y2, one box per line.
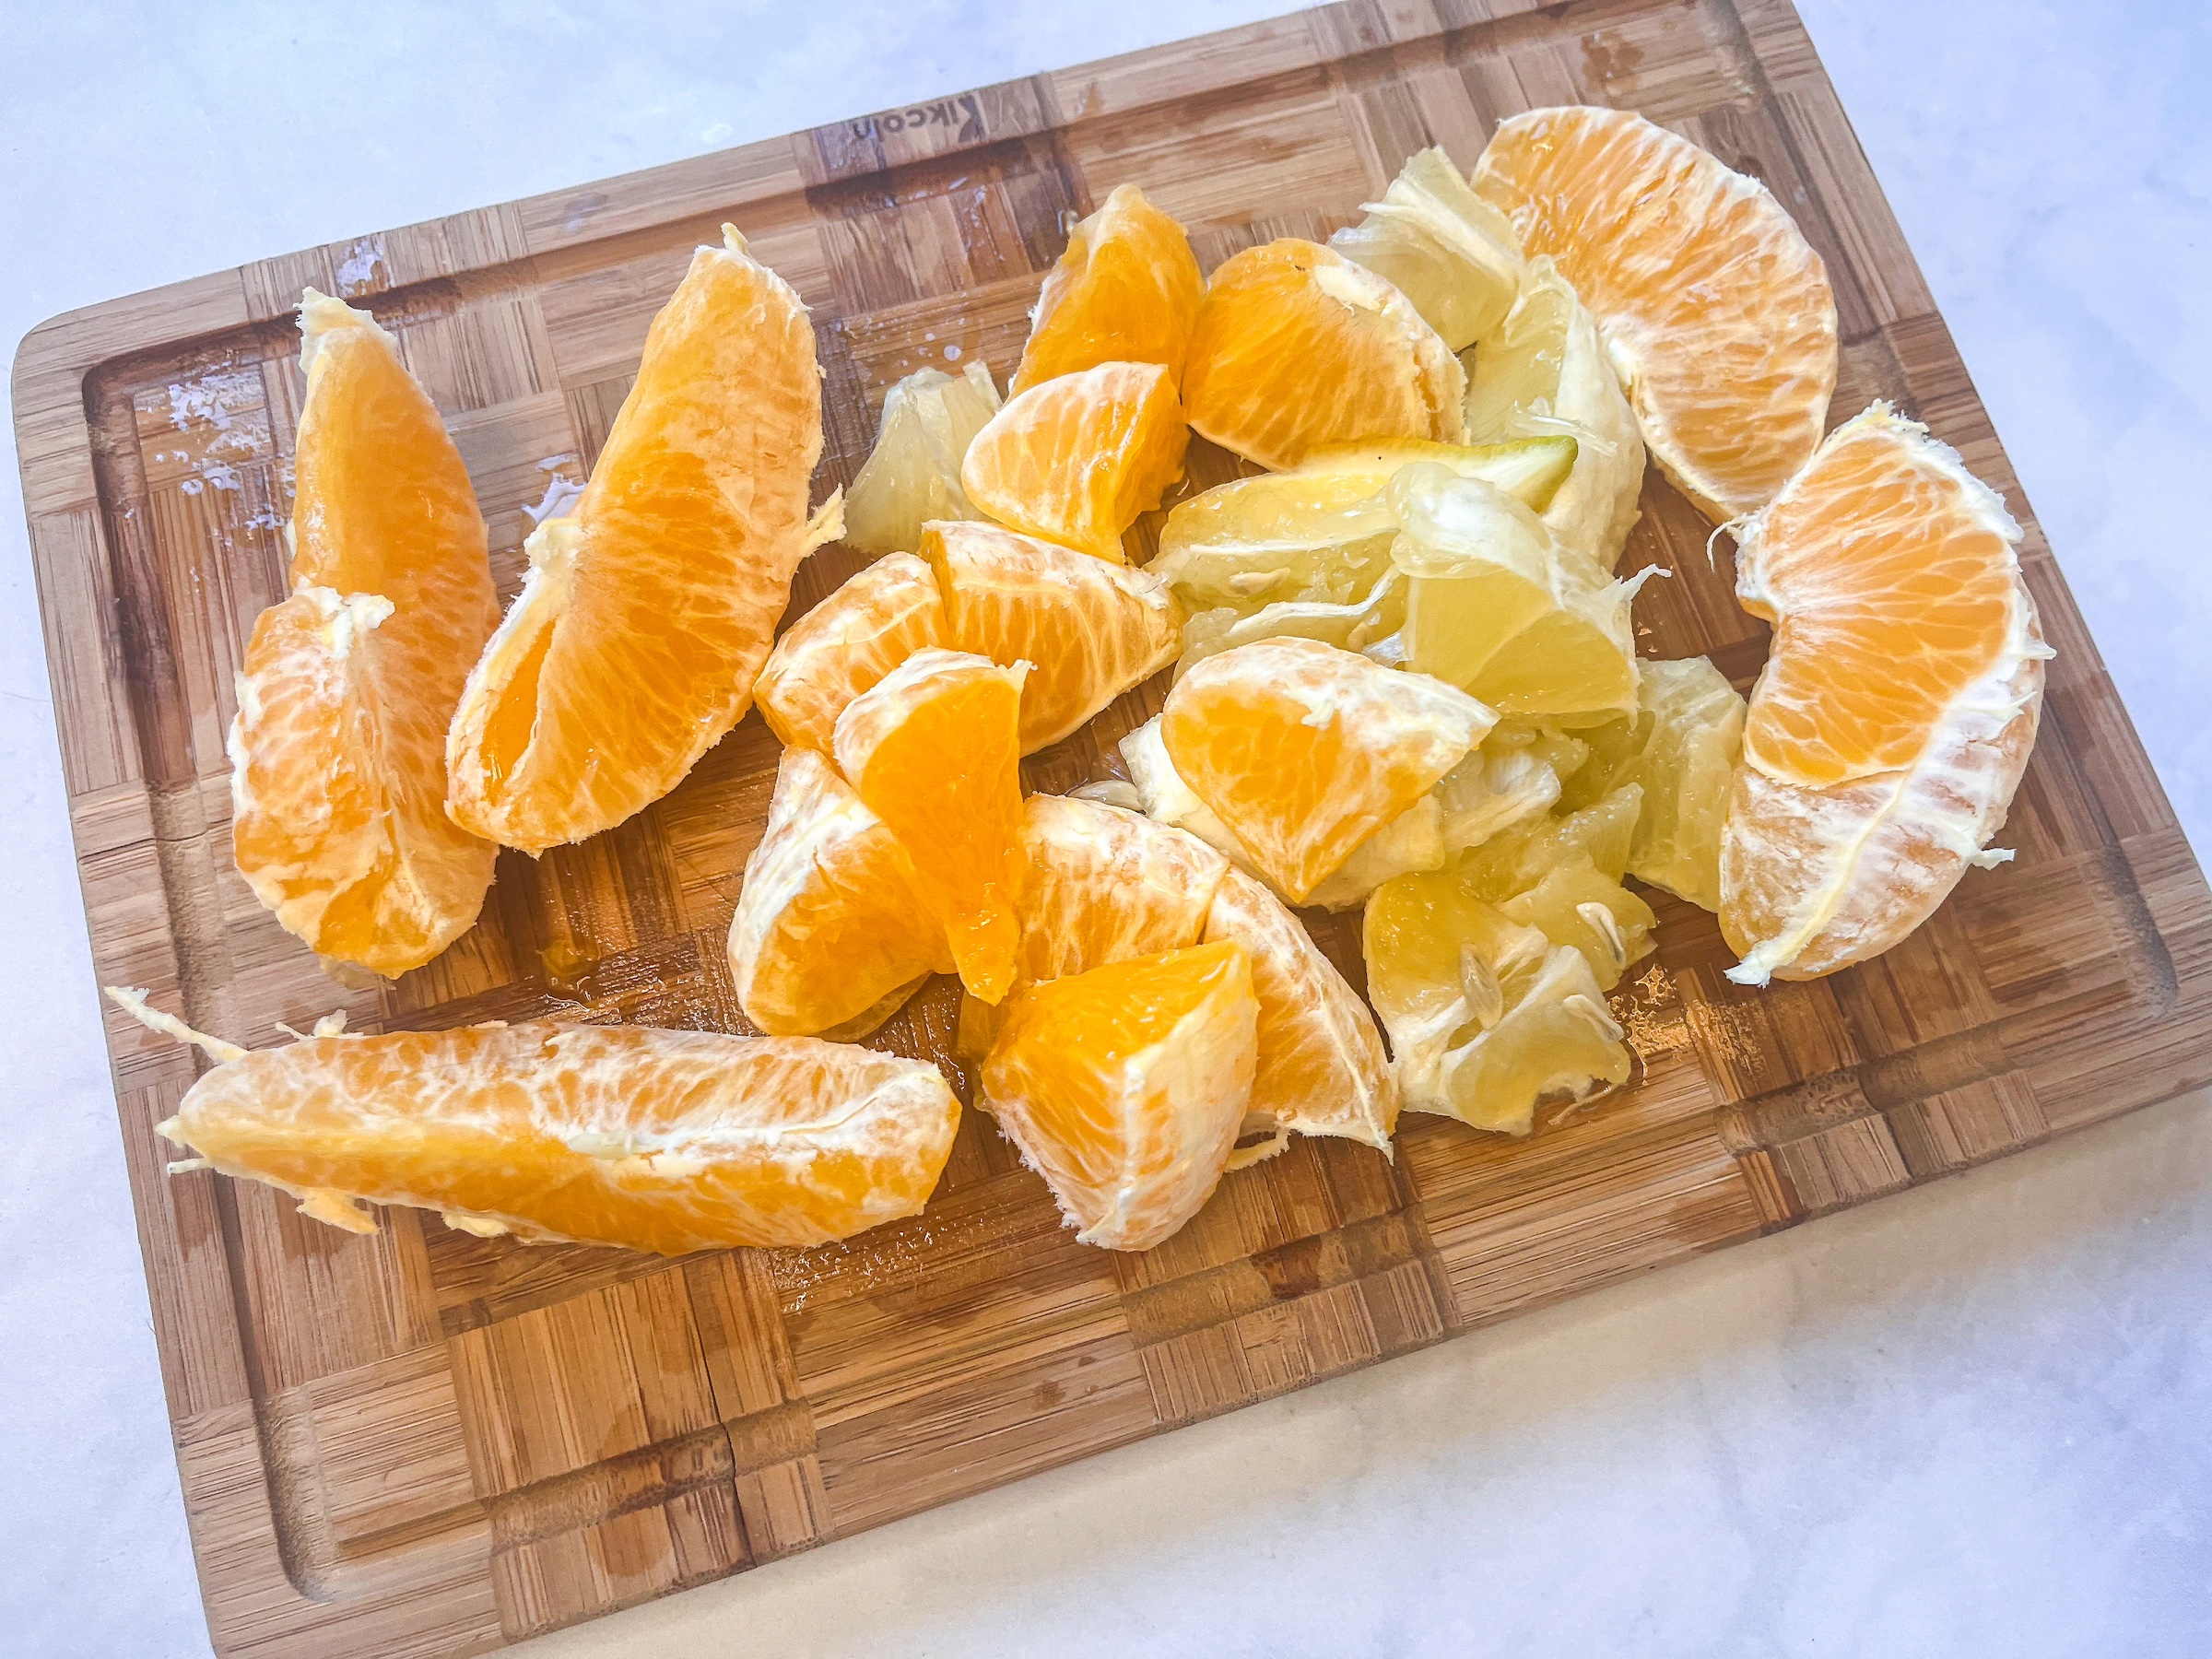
14 2 2209 1652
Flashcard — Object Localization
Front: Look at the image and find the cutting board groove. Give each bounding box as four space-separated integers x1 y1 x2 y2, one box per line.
15 1 2209 1652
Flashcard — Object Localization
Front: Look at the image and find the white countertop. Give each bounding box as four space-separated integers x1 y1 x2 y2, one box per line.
4 4 2206 1654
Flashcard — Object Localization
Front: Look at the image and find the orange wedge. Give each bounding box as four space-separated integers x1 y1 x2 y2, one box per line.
923 520 1182 751
1014 183 1205 394
1160 636 1494 902
1721 405 2048 984
446 226 836 852
981 940 1256 1251
118 996 959 1254
955 793 1230 1059
228 293 499 977
959 360 1188 560
833 649 1030 1003
728 747 953 1039
1474 107 1838 522
753 552 949 754
1182 239 1465 470
1202 868 1397 1156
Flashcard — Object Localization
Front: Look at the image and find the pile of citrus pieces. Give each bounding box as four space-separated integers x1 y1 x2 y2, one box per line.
124 105 2048 1263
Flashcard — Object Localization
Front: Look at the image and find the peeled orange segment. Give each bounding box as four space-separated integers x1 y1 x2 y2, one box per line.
1361 872 1630 1135
1474 106 1838 524
1563 655 1746 912
981 940 1257 1252
922 521 1182 752
753 552 949 754
1160 637 1494 903
1183 239 1466 470
959 360 1188 561
728 747 953 1041
834 649 1030 1004
1014 183 1205 394
957 793 1230 1060
447 226 833 853
227 294 500 978
1459 256 1646 568
1329 147 1524 351
123 1005 960 1254
1389 465 1645 724
1721 405 2048 985
842 362 1004 557
1202 868 1396 1154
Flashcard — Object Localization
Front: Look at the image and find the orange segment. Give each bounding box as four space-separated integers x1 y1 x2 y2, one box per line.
923 520 1182 751
753 552 949 753
728 747 953 1040
229 292 497 977
446 226 833 852
1735 405 2034 786
1013 183 1205 394
833 649 1030 1003
1160 636 1494 901
1473 106 1837 523
1202 868 1397 1155
1182 239 1465 470
141 1015 959 1254
1721 404 2048 985
981 940 1256 1251
959 360 1188 561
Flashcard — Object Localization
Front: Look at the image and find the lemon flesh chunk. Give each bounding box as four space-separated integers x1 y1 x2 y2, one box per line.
843 363 1003 556
1389 465 1645 725
1330 147 1525 352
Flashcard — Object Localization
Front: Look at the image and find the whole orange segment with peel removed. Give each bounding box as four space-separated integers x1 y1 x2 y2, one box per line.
834 649 1030 1004
981 939 1256 1252
1161 636 1494 902
1722 404 2047 986
144 1016 959 1254
1473 107 1837 524
229 290 498 977
446 226 836 853
753 552 949 754
1013 183 1205 394
959 360 1187 561
923 520 1182 751
728 747 953 1040
1182 239 1465 471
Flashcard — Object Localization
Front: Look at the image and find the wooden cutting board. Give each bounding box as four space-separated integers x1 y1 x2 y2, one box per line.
16 1 2209 1652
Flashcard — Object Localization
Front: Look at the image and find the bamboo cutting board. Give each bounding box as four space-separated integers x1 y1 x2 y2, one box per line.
15 2 2210 1653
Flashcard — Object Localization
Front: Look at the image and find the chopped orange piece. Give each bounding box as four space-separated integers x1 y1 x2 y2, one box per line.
1721 404 2048 985
229 291 498 977
127 1004 959 1254
1160 637 1493 902
446 226 835 852
1202 868 1397 1155
1013 183 1205 394
1474 107 1837 523
833 649 1030 1003
753 553 949 754
728 747 953 1040
959 360 1187 561
1182 239 1465 470
922 520 1182 751
981 940 1256 1251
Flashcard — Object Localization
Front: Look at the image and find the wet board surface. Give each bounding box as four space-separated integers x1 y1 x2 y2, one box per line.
14 1 2211 1652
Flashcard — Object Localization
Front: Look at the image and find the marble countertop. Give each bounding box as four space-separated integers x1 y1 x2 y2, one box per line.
3 4 2205 1654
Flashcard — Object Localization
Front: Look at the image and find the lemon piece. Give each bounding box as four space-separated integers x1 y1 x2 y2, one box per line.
1363 867 1630 1135
1292 435 1576 512
1497 863 1654 992
1562 656 1746 912
843 362 1003 556
1461 256 1646 567
1389 465 1647 724
1329 147 1524 351
1460 784 1643 900
1174 571 1406 678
